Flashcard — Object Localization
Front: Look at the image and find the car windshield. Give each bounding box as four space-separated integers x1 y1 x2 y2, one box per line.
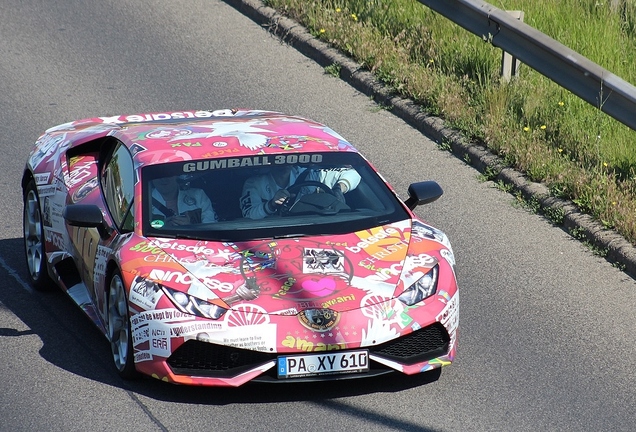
141 152 410 241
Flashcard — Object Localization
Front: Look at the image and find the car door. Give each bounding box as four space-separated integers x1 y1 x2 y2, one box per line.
69 139 135 312
65 153 103 293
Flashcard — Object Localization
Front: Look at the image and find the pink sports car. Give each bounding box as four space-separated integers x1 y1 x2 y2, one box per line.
22 109 458 386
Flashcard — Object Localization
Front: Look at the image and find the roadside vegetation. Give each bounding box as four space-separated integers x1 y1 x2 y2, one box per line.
263 0 636 245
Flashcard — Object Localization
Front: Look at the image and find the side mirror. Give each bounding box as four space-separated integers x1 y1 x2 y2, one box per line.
404 181 443 210
63 204 109 238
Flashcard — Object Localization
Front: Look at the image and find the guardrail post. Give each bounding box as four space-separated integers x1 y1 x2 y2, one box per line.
500 11 524 82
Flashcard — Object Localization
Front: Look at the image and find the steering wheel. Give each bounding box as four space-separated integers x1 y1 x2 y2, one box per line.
277 180 335 215
287 180 335 196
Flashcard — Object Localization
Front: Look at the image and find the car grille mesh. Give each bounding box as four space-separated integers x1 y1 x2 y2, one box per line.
370 323 450 364
167 341 276 377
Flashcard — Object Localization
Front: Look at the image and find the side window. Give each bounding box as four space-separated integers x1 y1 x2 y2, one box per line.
101 141 135 231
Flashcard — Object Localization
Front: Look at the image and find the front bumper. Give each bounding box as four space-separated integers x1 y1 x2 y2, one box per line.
131 291 458 386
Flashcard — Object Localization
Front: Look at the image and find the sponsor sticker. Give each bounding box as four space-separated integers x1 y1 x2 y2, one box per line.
150 219 165 229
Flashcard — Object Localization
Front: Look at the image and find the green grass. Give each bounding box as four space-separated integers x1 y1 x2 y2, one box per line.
263 0 636 245
324 63 341 77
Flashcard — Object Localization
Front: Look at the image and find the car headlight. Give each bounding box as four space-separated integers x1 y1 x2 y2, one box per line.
163 286 228 320
398 265 439 306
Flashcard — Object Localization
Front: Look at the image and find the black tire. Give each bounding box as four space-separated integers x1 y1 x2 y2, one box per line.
107 269 138 379
23 179 55 291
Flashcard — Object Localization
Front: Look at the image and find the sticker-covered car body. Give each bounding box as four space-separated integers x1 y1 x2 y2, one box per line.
22 109 458 386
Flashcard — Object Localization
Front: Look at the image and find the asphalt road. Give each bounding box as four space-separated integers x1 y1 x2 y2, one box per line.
0 1 634 431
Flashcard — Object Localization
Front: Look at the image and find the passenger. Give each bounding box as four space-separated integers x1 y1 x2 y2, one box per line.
151 176 218 225
240 165 360 219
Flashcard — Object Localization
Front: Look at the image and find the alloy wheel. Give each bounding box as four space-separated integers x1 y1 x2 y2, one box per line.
108 273 131 373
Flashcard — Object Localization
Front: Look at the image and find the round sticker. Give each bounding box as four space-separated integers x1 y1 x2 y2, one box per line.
150 219 165 228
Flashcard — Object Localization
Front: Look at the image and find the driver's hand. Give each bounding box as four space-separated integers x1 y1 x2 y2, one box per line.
272 189 291 205
267 189 291 213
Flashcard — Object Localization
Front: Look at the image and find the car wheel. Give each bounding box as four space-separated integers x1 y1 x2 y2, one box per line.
23 179 54 291
107 270 138 379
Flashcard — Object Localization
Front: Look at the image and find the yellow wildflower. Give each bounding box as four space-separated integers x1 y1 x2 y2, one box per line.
540 125 546 130
319 28 325 34
523 126 530 132
351 13 358 21
558 101 564 106
336 7 341 12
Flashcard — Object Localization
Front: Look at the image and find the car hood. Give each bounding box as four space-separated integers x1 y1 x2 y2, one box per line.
125 219 453 314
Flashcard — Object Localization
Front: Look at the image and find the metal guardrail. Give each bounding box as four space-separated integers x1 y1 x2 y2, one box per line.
417 0 636 131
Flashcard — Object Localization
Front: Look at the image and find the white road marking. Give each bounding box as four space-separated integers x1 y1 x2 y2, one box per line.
0 254 33 293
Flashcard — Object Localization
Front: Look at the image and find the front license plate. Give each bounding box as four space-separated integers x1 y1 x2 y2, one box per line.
277 350 369 379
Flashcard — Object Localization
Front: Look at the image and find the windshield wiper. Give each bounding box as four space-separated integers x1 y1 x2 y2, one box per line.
273 233 308 239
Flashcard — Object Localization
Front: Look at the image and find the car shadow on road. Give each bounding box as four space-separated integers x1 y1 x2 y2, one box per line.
0 237 443 407
131 366 442 403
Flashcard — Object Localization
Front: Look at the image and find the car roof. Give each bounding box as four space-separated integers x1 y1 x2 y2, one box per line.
51 109 359 167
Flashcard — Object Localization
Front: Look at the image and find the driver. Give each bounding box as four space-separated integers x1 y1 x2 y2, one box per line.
240 165 360 219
